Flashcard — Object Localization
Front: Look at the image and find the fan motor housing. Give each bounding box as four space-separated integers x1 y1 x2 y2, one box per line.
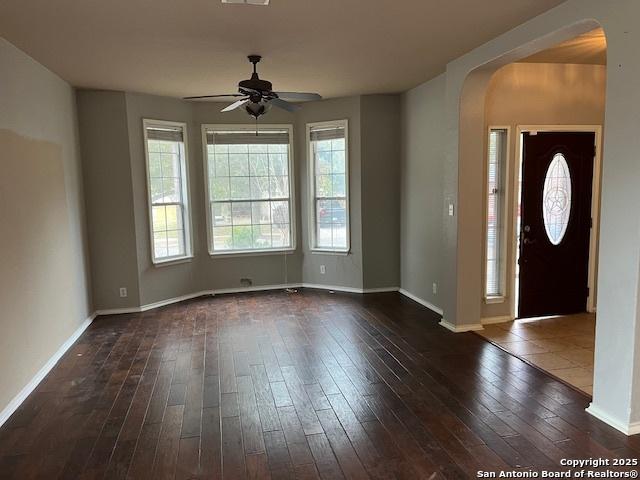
239 78 273 92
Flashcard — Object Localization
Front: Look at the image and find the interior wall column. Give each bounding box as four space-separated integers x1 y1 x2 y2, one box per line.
440 68 495 331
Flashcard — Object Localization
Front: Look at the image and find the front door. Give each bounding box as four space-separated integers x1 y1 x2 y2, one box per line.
518 131 595 318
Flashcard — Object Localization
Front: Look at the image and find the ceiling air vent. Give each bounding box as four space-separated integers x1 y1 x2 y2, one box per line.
221 0 270 4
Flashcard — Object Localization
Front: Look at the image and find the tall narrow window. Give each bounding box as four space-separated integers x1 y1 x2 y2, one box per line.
203 125 295 254
486 128 508 298
308 120 349 252
143 120 192 264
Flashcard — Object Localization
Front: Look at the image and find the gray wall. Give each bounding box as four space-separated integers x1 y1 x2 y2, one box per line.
79 92 400 308
295 96 364 289
0 39 92 414
361 95 401 290
77 90 141 309
482 62 606 320
124 93 199 306
399 74 446 308
192 101 304 297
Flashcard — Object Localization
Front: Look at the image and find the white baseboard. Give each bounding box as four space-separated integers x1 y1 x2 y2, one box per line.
481 315 513 325
95 306 142 316
0 312 96 428
95 283 402 318
213 283 303 296
140 290 214 312
586 403 640 436
439 319 484 333
303 284 399 294
398 288 444 316
300 283 363 294
96 285 304 316
362 286 400 294
397 289 485 333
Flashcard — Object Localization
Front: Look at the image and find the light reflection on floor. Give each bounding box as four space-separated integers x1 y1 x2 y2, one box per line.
477 313 595 395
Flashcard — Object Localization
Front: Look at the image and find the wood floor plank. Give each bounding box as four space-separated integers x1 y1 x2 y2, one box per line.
181 369 204 438
250 364 282 432
201 406 223 478
280 366 324 435
246 452 272 479
175 436 200 480
306 432 346 480
237 375 266 455
126 422 162 480
222 415 246 479
315 408 370 480
151 404 184 480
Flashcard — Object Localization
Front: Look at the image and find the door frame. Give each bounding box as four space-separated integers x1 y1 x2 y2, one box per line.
512 125 603 319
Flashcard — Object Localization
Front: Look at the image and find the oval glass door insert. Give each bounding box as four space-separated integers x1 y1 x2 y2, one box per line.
543 153 572 245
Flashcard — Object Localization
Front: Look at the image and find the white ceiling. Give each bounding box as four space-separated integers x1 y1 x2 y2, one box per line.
0 0 566 99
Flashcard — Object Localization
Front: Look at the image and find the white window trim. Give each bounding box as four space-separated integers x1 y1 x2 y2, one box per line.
143 118 193 266
306 119 350 254
201 123 297 257
484 125 511 303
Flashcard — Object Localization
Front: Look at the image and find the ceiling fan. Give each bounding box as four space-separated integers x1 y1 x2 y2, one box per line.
184 55 322 118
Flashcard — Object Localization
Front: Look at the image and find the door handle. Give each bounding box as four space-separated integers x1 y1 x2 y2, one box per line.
523 238 537 245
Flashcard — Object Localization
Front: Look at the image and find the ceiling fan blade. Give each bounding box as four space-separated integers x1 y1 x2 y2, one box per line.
183 94 244 100
221 98 250 112
274 92 322 101
239 87 261 95
269 98 301 112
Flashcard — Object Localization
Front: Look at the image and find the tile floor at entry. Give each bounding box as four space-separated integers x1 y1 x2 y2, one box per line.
477 313 595 395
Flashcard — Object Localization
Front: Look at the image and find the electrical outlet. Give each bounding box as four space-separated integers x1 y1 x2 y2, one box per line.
432 283 438 295
119 287 128 298
320 265 326 275
448 203 455 216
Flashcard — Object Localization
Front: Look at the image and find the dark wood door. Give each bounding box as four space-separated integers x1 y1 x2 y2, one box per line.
518 131 595 318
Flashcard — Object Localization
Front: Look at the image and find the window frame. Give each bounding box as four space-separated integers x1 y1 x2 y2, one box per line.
201 123 297 257
307 119 350 254
484 125 511 302
142 118 193 266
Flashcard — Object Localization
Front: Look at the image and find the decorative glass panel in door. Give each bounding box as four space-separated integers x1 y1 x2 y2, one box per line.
542 153 572 245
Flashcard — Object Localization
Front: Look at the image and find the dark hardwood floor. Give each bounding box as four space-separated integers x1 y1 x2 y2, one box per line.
0 289 638 479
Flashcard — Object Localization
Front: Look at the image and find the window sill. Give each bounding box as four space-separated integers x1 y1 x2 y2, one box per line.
209 248 296 259
153 256 194 267
484 295 505 304
310 249 350 256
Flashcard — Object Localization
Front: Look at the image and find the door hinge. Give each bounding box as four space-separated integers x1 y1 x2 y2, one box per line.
593 144 597 157
587 286 590 297
590 217 593 229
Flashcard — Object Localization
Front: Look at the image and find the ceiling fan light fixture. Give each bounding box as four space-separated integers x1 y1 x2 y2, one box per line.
245 101 271 118
184 56 321 120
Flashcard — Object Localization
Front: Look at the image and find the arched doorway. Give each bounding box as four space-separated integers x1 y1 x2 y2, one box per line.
444 4 640 435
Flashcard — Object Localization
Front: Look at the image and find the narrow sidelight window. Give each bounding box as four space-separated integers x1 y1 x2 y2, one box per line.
486 128 508 298
307 120 350 252
143 120 192 264
203 125 295 255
